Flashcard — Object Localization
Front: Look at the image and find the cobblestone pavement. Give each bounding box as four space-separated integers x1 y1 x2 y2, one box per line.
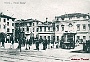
0 44 90 62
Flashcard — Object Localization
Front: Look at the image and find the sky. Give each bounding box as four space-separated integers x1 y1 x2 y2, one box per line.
0 0 90 21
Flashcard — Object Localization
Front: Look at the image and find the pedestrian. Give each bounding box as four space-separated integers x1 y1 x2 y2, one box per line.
76 39 79 46
39 36 43 49
60 36 65 48
39 36 43 44
28 38 32 50
25 39 29 50
83 39 87 51
35 38 39 50
43 37 47 50
23 37 26 46
47 38 50 49
2 37 5 48
10 35 14 49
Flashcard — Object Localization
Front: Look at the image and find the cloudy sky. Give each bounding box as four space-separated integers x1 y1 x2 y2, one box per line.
0 0 90 21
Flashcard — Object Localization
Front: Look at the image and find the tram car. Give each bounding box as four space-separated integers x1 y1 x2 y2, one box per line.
60 33 76 49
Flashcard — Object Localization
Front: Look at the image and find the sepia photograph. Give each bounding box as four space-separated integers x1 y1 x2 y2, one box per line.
0 0 90 62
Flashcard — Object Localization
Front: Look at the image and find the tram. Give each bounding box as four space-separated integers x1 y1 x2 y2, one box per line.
60 32 76 49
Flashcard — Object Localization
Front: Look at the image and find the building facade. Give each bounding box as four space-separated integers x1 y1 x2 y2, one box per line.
38 21 54 42
1 12 88 44
15 19 54 42
15 19 42 40
0 13 16 43
54 13 90 43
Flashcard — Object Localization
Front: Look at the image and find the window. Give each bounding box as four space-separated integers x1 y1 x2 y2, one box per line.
3 25 6 29
82 24 86 30
48 27 50 31
77 24 80 31
83 36 86 39
7 18 9 20
29 22 32 26
12 29 14 32
62 26 64 31
7 28 9 32
77 36 80 39
27 27 29 31
12 23 14 26
88 24 90 30
12 19 14 21
44 36 46 39
48 36 50 40
37 22 38 25
4 19 6 22
57 36 59 41
33 28 34 32
53 36 55 41
23 28 24 31
36 28 39 32
40 27 42 32
56 25 59 31
53 26 55 31
7 22 9 26
33 23 34 26
44 27 46 32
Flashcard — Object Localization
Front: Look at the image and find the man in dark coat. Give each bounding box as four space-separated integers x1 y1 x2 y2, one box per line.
10 35 14 49
43 37 47 50
39 36 43 44
35 38 39 50
28 38 32 50
10 35 14 44
47 38 50 49
2 38 5 48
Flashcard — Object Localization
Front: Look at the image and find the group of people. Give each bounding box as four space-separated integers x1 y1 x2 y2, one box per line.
25 36 51 50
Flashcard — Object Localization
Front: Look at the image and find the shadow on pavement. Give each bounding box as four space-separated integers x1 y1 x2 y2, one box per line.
70 50 90 53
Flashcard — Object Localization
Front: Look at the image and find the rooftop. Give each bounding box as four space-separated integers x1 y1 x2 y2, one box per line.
15 18 42 23
55 13 90 20
0 13 16 20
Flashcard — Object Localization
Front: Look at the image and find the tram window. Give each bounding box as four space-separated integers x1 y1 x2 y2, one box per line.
67 34 73 42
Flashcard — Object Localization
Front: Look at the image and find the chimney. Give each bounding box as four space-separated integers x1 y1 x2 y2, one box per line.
46 17 48 22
